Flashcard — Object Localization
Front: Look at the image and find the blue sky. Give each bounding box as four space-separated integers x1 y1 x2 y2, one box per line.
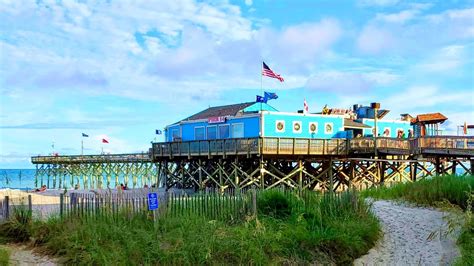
0 0 473 168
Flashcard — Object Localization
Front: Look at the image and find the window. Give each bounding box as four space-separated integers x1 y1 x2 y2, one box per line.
293 121 302 133
309 122 318 134
171 128 180 141
207 126 217 139
275 120 285 133
195 127 205 140
219 124 230 139
232 123 244 138
324 123 333 134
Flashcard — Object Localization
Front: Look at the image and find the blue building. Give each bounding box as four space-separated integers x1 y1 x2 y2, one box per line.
165 101 412 142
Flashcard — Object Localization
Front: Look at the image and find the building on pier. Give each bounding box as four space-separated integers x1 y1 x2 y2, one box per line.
164 101 413 142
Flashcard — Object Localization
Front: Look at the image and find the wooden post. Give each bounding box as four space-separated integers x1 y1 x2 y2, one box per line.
4 196 9 219
28 195 32 213
471 160 474 176
379 159 385 187
298 159 303 191
260 157 265 190
435 157 441 176
451 160 457 176
328 159 334 193
410 162 417 182
60 193 64 218
198 159 203 191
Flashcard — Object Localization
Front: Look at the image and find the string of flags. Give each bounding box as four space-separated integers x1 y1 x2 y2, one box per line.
81 133 109 143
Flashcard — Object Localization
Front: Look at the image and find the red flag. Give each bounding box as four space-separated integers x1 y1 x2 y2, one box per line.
102 138 109 144
464 121 468 135
304 99 309 114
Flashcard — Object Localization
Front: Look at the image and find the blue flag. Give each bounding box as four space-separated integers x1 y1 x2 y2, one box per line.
256 95 267 103
264 92 278 100
82 133 89 137
155 129 162 135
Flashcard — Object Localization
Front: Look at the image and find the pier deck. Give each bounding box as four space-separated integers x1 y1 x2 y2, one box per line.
31 136 474 191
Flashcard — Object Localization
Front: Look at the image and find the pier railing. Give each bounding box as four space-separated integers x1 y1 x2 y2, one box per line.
31 153 151 164
30 136 473 164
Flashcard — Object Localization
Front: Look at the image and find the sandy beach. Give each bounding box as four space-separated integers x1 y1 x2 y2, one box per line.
354 200 460 266
0 189 61 205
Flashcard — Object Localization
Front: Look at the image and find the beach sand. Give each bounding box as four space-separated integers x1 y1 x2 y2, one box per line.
0 189 60 205
354 200 460 266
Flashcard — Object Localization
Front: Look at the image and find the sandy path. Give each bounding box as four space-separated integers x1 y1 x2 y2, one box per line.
354 200 460 266
5 245 57 266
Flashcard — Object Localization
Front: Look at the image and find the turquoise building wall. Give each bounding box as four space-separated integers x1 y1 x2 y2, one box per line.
358 119 411 137
166 115 260 142
261 112 345 138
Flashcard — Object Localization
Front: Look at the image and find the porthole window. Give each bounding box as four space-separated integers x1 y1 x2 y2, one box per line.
293 121 302 133
309 122 318 134
324 123 333 134
276 120 285 133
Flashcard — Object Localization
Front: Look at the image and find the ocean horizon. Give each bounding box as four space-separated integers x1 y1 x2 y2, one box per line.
0 169 36 190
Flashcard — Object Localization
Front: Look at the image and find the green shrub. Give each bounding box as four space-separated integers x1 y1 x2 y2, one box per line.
0 206 32 242
257 190 293 219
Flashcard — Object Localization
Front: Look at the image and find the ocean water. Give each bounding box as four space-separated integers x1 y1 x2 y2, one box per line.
0 169 36 190
0 169 157 190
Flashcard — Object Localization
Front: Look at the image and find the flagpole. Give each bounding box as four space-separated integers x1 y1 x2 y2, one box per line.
81 139 83 156
260 61 263 111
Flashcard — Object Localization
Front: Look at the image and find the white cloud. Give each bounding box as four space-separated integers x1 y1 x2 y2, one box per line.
384 85 474 109
414 45 467 72
306 72 370 93
358 0 400 7
375 10 419 24
245 0 253 7
357 7 474 54
357 25 395 54
258 19 343 73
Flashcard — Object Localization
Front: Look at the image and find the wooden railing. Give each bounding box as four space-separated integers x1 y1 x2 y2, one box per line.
412 136 474 154
261 138 347 155
350 137 410 152
31 136 474 164
152 138 260 157
31 153 151 164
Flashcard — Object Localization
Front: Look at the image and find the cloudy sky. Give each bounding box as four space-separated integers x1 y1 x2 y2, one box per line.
1 0 473 168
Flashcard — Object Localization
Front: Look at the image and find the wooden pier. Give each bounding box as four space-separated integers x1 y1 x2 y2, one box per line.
31 136 474 191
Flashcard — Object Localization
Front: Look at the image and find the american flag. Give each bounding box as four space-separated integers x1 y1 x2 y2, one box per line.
262 62 284 82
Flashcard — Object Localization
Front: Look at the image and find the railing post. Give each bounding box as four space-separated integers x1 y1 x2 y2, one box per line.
323 139 326 155
277 138 280 155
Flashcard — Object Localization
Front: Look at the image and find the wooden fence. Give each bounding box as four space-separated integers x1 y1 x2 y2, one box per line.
0 188 331 222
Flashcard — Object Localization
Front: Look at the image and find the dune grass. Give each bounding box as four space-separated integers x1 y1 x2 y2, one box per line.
361 175 474 265
1 190 379 265
0 246 9 266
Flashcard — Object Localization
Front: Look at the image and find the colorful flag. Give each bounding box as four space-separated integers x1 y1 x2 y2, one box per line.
82 133 89 137
102 138 109 144
155 129 162 135
262 62 284 82
304 99 309 114
464 121 468 135
256 95 267 103
264 91 278 100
